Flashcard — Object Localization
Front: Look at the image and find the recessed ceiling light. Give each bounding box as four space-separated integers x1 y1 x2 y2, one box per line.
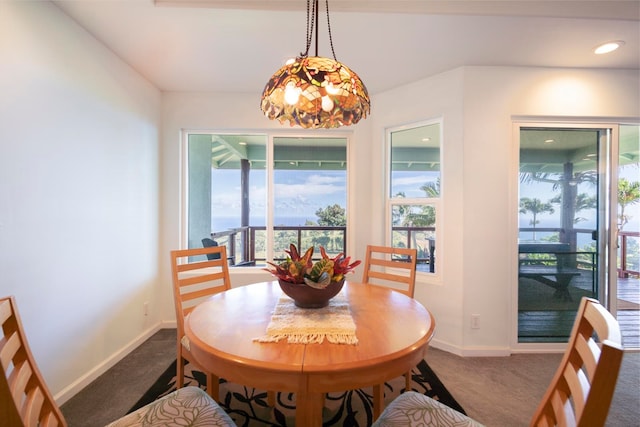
239 141 247 145
421 137 431 142
544 139 555 144
594 40 625 55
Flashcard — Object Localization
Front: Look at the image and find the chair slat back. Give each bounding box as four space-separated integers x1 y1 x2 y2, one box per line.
0 296 67 427
530 297 624 427
361 245 418 297
170 246 232 338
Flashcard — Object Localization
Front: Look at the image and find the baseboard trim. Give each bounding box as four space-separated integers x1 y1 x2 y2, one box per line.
161 319 177 328
54 323 164 405
430 338 511 357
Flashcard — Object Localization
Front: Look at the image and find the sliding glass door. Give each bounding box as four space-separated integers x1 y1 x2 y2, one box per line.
516 123 628 344
616 125 640 348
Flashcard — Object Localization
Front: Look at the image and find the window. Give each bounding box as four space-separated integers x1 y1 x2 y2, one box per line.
387 121 441 273
185 133 349 265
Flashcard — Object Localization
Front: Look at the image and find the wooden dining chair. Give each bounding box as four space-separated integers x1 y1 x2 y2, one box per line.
361 245 418 417
362 245 418 298
0 295 235 427
373 297 624 427
170 246 232 402
171 246 276 406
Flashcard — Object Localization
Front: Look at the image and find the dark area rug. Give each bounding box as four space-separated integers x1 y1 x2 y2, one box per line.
129 360 466 426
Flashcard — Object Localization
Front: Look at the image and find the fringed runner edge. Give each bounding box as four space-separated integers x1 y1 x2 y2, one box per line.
254 295 358 345
255 332 358 345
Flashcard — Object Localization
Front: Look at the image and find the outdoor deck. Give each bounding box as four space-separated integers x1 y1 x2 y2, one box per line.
617 276 639 348
519 275 639 348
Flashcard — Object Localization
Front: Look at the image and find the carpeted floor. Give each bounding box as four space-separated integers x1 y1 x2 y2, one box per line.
60 329 640 427
130 359 465 426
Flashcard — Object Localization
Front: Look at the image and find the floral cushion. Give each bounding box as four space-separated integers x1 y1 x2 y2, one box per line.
372 391 484 427
105 386 235 427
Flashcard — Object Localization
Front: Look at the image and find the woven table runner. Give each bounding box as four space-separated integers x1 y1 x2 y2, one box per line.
254 294 358 345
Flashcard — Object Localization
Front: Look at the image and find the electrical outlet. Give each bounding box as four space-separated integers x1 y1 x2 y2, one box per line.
143 302 149 316
471 314 480 329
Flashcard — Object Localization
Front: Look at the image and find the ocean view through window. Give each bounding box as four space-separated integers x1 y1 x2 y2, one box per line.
186 133 349 266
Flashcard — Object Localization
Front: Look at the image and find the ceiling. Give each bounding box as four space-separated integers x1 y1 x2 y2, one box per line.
51 0 640 95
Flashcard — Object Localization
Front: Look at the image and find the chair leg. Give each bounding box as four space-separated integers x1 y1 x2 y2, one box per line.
268 390 276 407
177 357 185 389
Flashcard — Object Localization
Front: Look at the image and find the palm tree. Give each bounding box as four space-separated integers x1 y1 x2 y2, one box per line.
519 197 555 240
618 178 640 231
419 179 441 198
520 169 596 248
550 192 596 224
392 192 408 226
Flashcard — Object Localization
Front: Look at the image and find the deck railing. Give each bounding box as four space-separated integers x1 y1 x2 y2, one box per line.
210 226 637 278
619 231 640 278
210 225 435 267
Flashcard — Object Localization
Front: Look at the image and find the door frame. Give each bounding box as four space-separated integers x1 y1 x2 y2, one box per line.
511 119 621 351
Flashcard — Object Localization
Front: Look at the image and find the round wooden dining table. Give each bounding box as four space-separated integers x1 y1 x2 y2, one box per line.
185 280 435 427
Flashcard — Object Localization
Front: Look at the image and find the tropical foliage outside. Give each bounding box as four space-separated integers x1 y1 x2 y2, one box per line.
519 175 639 272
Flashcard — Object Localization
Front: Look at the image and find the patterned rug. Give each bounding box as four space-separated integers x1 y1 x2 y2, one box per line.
129 360 465 426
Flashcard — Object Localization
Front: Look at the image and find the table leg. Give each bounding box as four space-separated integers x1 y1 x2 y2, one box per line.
296 390 324 427
373 383 384 419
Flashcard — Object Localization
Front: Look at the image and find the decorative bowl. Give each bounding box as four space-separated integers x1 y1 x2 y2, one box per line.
278 278 345 309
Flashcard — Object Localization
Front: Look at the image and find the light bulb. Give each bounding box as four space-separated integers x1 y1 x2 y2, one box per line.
325 82 340 95
284 82 300 105
321 95 334 112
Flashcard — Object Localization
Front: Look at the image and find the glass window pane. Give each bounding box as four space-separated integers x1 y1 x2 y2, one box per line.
391 204 436 273
617 125 640 314
518 127 600 343
388 122 441 274
273 137 347 259
390 123 440 198
188 134 267 265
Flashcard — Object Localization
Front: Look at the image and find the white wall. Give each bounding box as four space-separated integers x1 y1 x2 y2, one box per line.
0 1 162 402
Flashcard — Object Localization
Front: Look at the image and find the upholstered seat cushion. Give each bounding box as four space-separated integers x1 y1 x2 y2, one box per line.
104 386 236 427
372 391 484 427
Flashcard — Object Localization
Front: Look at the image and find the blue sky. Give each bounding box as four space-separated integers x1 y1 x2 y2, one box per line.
210 169 347 227
209 165 638 232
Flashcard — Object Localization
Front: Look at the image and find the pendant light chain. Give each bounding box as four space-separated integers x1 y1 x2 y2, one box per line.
301 0 336 60
324 0 337 61
302 0 316 58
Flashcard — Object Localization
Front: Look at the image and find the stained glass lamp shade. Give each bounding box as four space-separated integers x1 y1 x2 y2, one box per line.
260 56 370 129
259 0 370 129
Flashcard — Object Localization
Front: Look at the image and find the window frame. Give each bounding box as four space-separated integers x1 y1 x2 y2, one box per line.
385 119 443 276
180 129 353 266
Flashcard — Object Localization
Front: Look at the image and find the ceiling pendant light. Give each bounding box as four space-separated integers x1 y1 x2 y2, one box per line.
260 0 370 129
